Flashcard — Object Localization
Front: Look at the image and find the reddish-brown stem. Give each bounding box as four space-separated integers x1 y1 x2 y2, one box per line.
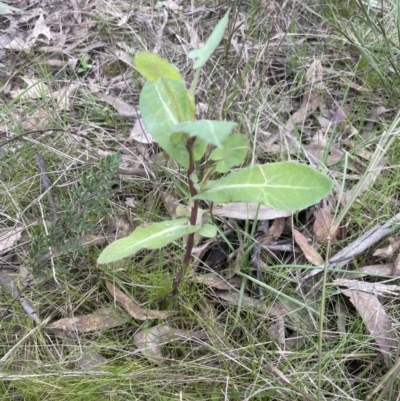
172 137 198 294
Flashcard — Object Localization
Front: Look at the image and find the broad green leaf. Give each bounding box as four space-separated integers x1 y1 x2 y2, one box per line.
194 162 334 210
171 120 237 148
188 9 230 69
134 52 182 82
139 79 196 167
210 134 248 173
186 91 196 119
97 218 200 264
198 224 217 238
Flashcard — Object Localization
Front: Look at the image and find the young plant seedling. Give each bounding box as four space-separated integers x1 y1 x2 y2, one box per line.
97 10 334 294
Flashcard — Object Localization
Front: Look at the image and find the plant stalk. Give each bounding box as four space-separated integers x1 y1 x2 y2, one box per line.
172 137 198 294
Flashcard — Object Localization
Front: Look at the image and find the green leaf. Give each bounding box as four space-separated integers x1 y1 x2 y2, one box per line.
198 224 217 238
139 79 196 168
194 162 334 210
188 9 230 69
171 120 237 148
134 52 182 82
210 134 248 173
97 218 200 264
193 138 208 161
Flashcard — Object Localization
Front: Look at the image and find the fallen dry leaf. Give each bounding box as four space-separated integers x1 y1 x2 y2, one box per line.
393 253 400 276
292 228 324 266
4 36 32 52
161 0 181 13
286 59 324 131
161 192 180 219
0 226 23 254
105 281 176 321
46 308 128 333
128 118 154 144
269 217 286 239
96 93 138 117
357 264 393 277
11 77 49 99
113 49 135 68
303 143 343 166
342 289 396 367
28 14 53 45
134 324 207 363
373 236 400 258
191 271 241 290
313 207 338 243
78 350 107 371
51 83 79 110
268 318 285 347
211 202 294 220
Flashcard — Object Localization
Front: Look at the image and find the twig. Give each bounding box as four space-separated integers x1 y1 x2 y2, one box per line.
301 212 400 283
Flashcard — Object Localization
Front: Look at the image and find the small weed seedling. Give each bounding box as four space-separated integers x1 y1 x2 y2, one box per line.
97 10 334 293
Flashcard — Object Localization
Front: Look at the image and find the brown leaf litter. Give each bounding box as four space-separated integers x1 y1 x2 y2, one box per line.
46 308 129 333
341 289 396 368
105 281 177 321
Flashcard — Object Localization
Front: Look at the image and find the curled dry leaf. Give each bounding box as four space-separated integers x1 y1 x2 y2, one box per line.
211 202 293 220
134 324 208 363
269 217 286 239
373 236 400 258
46 308 128 333
28 14 53 44
341 289 396 368
313 207 338 243
105 281 177 321
292 228 324 266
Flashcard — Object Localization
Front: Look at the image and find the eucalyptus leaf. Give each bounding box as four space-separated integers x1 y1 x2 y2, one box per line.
194 162 334 210
210 134 248 173
134 52 182 82
139 79 196 167
97 218 200 264
188 9 230 69
172 120 237 148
